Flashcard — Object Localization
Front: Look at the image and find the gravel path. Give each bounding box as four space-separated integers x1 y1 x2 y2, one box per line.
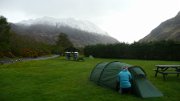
0 55 60 65
23 55 59 61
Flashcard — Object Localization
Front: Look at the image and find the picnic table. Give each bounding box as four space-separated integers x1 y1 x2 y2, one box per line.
154 65 180 80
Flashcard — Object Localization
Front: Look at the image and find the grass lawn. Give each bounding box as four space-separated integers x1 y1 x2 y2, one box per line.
0 57 179 101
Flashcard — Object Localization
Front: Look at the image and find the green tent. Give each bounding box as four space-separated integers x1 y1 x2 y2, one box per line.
90 61 163 98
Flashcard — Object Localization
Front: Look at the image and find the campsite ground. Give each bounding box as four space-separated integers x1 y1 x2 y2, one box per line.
0 57 179 101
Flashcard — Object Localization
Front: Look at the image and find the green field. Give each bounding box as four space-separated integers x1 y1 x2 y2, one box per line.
0 57 179 101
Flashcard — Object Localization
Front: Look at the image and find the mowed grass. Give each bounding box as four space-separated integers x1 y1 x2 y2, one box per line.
0 57 180 101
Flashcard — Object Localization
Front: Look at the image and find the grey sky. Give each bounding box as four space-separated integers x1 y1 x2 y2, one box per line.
0 0 180 43
0 0 129 19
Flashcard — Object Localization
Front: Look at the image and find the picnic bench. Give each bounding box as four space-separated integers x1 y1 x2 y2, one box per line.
154 65 180 80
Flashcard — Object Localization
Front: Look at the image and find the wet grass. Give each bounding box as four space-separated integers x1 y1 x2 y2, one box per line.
0 57 179 101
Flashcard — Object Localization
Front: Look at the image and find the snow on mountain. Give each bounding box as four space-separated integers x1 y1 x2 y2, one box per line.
17 16 108 35
12 17 119 47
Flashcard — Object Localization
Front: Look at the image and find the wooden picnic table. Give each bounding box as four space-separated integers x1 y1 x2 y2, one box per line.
154 65 180 80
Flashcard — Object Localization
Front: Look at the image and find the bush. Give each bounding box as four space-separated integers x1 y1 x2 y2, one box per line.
4 52 15 58
21 48 38 58
0 52 4 58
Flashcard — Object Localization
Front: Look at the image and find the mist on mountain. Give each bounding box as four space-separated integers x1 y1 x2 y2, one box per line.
11 17 119 47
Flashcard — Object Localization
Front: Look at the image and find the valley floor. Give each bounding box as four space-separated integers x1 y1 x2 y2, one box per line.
0 57 179 101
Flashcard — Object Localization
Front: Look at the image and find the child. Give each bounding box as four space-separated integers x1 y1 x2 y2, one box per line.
118 66 132 94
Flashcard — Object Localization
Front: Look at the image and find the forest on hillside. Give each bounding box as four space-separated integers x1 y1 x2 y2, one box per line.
0 16 72 58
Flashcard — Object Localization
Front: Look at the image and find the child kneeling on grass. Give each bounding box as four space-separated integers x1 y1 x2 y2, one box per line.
117 66 132 94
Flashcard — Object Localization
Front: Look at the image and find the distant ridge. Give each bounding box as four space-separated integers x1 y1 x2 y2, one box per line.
139 11 180 42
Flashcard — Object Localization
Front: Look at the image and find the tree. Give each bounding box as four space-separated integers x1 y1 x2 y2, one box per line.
84 41 180 60
55 32 73 54
0 16 11 52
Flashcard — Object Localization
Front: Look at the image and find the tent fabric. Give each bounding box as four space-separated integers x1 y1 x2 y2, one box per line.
132 79 163 98
90 61 163 98
90 62 109 83
90 61 132 89
128 66 163 98
128 66 147 78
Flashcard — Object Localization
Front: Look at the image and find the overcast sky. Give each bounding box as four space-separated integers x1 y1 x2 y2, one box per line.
0 0 180 43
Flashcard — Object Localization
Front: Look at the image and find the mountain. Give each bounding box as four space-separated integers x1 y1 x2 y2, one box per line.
18 17 108 35
11 17 119 47
139 12 180 42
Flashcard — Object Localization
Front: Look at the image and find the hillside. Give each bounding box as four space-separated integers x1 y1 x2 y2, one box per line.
11 17 119 47
139 12 180 42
